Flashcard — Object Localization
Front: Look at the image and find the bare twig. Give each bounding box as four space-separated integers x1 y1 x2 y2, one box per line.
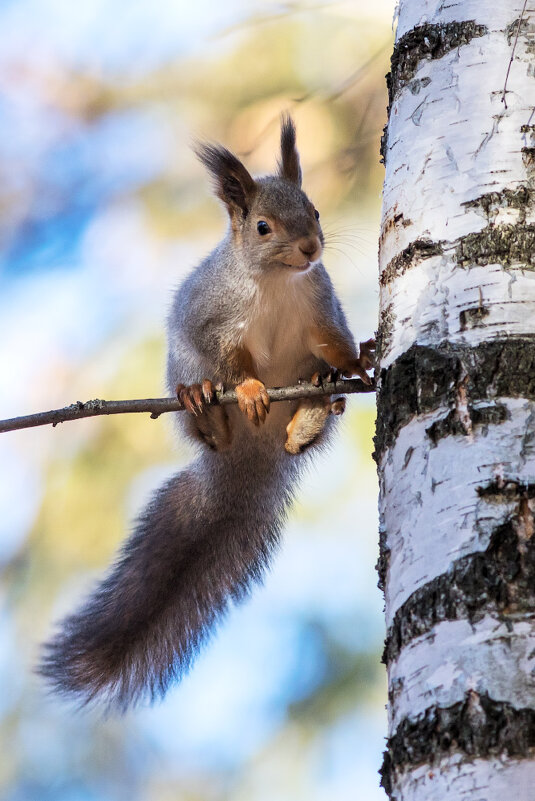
0 378 375 434
502 0 528 109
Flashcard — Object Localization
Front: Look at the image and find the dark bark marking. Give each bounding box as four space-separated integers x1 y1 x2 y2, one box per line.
377 303 396 363
462 186 535 225
459 305 490 331
522 148 535 179
477 479 535 502
379 209 413 246
426 402 508 445
375 339 535 459
383 495 535 665
506 15 533 45
381 691 535 797
408 76 432 95
380 123 388 166
377 526 389 593
380 239 443 286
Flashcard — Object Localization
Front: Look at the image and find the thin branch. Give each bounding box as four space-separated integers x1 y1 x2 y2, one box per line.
501 0 528 109
0 378 375 434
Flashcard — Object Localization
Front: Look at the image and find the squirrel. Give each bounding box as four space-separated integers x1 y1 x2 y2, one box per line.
40 115 375 709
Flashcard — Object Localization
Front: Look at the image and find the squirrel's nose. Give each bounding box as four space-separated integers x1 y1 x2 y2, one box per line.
298 237 321 260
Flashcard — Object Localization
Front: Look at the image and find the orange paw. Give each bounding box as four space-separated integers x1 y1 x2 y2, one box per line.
235 378 270 426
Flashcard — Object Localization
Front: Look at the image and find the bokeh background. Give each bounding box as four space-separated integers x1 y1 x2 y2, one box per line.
0 1 394 799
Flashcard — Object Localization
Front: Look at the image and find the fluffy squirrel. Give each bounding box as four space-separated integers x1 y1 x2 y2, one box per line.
40 116 374 709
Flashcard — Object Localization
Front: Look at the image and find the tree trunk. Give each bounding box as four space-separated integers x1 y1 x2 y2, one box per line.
376 1 535 798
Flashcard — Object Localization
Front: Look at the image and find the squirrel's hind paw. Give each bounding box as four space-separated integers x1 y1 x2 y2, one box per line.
235 378 270 426
285 396 343 454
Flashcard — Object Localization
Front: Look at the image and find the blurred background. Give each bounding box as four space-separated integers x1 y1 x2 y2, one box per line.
0 1 393 799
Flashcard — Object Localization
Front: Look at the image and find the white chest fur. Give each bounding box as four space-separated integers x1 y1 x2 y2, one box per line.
242 268 317 386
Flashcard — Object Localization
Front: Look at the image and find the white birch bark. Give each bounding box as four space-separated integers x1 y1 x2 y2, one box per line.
377 1 535 798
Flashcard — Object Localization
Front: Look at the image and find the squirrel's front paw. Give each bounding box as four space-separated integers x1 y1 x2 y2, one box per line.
176 380 216 415
357 338 376 371
235 378 270 426
340 338 376 385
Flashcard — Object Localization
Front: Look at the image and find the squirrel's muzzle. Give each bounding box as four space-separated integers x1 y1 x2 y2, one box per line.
282 235 322 269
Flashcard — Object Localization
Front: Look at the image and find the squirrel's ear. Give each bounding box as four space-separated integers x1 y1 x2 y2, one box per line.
195 143 257 218
278 115 302 187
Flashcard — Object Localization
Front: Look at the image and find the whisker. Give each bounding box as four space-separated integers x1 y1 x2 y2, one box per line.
322 231 376 247
323 243 366 273
323 224 376 240
323 233 374 247
322 236 371 258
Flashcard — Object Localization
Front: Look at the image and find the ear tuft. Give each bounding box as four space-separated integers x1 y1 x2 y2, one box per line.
278 114 302 187
195 143 257 217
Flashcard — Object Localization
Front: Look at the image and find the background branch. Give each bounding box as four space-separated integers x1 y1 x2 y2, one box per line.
0 378 375 434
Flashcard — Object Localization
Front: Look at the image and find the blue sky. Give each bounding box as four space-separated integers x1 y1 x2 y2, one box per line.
0 0 247 75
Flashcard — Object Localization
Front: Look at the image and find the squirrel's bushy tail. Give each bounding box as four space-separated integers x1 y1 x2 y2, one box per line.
40 431 298 709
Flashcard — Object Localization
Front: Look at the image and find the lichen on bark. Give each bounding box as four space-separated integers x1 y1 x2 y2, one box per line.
380 218 535 288
387 21 488 105
456 223 535 268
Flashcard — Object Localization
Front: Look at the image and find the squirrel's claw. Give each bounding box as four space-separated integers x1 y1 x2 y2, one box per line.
177 381 216 415
312 338 375 388
236 378 270 426
311 368 339 388
202 379 215 404
342 364 371 385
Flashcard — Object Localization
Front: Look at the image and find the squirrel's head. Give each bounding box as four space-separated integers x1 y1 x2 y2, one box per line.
195 115 323 273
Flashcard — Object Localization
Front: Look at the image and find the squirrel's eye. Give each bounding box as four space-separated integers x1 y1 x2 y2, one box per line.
257 220 271 236
314 209 320 221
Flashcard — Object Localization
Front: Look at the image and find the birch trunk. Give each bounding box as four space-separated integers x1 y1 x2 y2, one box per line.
376 1 535 798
